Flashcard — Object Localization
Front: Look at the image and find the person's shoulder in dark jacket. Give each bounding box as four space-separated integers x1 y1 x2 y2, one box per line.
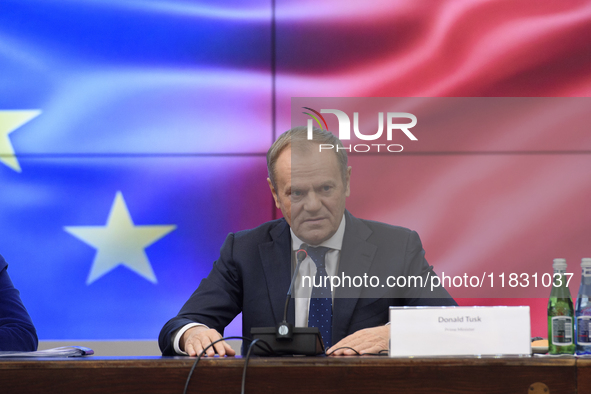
232 217 288 242
0 254 38 351
358 216 415 236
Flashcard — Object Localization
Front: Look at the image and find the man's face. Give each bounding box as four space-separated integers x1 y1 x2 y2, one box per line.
268 144 351 245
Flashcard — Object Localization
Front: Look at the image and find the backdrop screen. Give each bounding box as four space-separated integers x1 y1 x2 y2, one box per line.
1 0 590 340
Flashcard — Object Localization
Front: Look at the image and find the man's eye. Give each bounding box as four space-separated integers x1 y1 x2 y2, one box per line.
293 190 303 196
322 185 332 192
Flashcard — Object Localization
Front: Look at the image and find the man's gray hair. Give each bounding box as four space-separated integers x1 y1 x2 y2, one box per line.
267 126 348 189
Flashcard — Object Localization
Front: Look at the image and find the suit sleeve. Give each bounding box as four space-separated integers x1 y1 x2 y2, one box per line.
158 233 243 355
0 257 38 352
401 230 457 306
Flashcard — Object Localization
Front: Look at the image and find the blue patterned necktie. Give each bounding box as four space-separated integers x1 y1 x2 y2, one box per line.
307 246 332 349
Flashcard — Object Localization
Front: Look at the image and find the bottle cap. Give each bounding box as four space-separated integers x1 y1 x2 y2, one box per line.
553 258 567 270
582 258 591 268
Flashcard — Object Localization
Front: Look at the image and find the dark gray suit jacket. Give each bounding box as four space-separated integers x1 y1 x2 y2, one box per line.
158 211 456 355
0 254 38 351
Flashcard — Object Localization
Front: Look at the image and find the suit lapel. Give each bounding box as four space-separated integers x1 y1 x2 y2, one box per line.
258 220 294 325
333 211 377 341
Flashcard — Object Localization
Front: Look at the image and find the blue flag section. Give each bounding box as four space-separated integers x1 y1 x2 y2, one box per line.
0 157 271 339
0 0 273 340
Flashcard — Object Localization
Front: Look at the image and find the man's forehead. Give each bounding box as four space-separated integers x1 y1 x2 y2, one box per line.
290 176 337 188
290 157 340 178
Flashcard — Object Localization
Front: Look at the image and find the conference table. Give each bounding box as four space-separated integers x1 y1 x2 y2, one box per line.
0 355 586 393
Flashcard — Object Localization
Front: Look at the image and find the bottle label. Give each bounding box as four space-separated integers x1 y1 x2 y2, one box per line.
578 316 591 345
584 268 591 277
552 316 573 346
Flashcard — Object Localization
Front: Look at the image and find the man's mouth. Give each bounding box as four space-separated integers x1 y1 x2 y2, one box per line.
304 217 326 223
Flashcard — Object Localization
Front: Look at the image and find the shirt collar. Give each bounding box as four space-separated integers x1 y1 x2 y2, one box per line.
290 214 346 251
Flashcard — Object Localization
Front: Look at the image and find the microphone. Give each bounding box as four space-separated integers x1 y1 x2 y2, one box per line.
277 244 309 340
250 243 325 355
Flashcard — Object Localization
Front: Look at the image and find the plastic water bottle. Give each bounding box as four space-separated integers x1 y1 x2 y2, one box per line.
576 258 591 355
548 258 575 354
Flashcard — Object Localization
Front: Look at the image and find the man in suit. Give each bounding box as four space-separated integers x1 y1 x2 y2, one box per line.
0 253 38 351
159 127 455 357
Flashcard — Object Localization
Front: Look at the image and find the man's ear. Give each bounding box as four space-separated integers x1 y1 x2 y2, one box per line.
344 166 352 197
267 178 281 208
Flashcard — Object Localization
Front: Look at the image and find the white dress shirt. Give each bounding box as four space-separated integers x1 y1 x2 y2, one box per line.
291 215 345 327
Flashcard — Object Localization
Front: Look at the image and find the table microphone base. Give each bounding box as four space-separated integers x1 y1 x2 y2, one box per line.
250 327 325 356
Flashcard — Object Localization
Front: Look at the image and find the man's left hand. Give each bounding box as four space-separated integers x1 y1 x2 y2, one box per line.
326 325 389 356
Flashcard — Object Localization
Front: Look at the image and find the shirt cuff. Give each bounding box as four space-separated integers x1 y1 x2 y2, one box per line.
173 323 207 355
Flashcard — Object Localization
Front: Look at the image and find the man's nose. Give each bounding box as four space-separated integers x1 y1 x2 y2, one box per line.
303 191 322 212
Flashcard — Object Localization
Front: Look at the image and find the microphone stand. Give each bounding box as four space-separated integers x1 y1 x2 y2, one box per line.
250 244 325 356
276 246 308 340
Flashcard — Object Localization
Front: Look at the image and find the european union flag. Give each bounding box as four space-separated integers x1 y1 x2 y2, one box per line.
1 0 273 340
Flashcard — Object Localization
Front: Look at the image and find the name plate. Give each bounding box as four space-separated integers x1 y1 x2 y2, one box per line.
389 306 531 357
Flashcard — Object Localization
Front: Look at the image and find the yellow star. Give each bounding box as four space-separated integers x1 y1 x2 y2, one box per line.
65 192 176 285
0 110 41 172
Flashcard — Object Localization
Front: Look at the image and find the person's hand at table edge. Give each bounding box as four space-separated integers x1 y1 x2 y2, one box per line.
181 326 236 357
327 325 389 356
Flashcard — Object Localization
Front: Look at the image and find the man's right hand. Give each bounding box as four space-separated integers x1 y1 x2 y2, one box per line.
180 326 236 357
